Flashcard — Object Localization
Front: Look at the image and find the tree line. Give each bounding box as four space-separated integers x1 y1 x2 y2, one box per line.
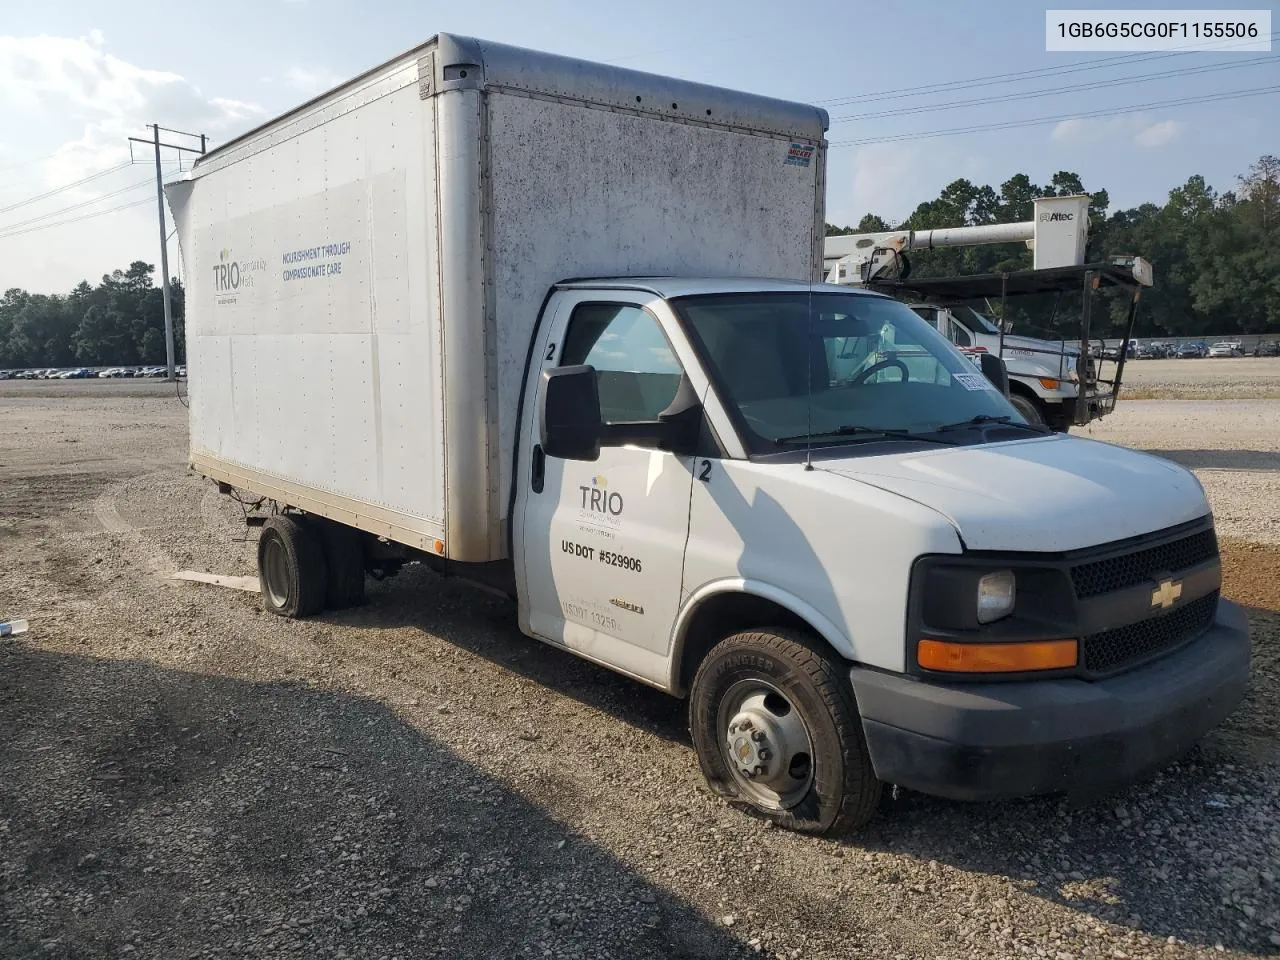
0 262 185 369
829 155 1280 337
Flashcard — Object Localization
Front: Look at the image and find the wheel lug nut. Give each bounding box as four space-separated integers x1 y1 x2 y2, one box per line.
757 748 771 763
750 730 764 743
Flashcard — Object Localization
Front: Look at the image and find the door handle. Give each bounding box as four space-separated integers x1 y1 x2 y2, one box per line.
531 444 545 494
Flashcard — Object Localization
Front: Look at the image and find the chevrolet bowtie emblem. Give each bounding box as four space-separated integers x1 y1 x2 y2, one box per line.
1151 578 1183 610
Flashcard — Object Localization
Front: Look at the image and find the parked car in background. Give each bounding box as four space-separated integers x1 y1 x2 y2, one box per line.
1176 341 1208 358
1138 341 1166 358
1208 342 1242 358
1253 339 1280 357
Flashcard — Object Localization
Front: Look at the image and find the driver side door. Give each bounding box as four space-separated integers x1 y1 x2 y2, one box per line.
514 293 697 687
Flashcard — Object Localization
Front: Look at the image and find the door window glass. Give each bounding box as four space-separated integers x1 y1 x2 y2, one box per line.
947 318 973 347
561 303 684 424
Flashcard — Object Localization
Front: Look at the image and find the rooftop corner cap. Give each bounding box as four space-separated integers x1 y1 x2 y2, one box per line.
432 33 486 92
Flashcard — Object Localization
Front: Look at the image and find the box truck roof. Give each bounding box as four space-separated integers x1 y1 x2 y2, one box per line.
197 33 829 170
558 277 887 299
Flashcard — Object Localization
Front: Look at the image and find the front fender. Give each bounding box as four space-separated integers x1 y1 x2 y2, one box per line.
667 578 856 692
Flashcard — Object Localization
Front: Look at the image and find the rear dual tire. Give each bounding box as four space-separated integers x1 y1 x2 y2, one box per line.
258 515 366 618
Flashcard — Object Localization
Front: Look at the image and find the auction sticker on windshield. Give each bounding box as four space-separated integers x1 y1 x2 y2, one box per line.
954 373 997 392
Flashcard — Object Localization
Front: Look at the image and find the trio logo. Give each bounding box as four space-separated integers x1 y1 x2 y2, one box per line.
212 248 266 295
578 475 624 518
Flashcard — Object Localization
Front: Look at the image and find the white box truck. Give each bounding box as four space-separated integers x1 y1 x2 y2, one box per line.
167 34 1249 835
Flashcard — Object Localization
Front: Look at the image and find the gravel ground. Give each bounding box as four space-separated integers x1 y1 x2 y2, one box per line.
1080 400 1280 546
1117 358 1280 400
1 387 1278 960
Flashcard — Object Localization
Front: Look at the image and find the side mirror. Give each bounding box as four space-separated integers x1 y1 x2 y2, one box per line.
979 353 1009 395
539 365 602 461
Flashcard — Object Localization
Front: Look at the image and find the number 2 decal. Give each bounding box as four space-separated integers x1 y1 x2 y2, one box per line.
698 459 712 482
545 342 556 361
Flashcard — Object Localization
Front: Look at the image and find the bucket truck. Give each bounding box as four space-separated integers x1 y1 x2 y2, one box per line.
824 196 1153 430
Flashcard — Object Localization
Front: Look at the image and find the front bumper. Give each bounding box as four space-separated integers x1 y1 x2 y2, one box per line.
850 600 1250 801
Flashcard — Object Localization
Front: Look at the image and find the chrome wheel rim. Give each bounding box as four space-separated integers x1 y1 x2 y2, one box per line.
718 679 815 810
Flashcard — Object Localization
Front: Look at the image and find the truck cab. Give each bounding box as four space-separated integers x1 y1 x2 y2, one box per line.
507 277 1249 833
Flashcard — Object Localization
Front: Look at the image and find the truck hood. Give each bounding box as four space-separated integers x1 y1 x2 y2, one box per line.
818 435 1209 552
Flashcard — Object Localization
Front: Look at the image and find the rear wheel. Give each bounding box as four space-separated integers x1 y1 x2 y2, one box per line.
1008 392 1045 427
316 519 367 610
258 515 328 618
690 628 881 835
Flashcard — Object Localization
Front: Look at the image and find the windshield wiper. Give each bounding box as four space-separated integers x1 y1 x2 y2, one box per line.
774 425 954 446
933 414 1050 435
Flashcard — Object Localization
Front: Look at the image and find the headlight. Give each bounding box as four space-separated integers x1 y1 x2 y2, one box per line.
977 570 1016 624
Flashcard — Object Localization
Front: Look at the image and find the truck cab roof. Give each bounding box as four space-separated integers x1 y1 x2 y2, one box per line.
556 278 888 300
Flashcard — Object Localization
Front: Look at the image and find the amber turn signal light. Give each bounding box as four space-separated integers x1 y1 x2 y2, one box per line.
918 638 1078 673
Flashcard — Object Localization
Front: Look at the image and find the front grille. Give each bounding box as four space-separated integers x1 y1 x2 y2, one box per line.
1070 528 1218 599
1081 591 1218 676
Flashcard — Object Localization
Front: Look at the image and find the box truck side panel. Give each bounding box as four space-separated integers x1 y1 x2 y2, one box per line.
485 90 826 519
175 71 449 547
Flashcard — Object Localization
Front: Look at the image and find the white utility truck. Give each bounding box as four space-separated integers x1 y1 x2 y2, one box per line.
168 34 1250 835
823 205 1154 430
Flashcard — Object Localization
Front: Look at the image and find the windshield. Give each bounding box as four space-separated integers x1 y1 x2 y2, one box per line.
950 304 1003 335
673 292 1022 453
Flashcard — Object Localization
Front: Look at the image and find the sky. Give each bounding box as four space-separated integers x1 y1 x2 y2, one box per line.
1 0 1277 293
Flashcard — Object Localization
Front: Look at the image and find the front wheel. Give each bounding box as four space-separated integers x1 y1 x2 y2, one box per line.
689 629 881 835
1008 392 1045 426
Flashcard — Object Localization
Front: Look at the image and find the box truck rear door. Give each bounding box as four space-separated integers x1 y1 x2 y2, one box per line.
516 292 696 686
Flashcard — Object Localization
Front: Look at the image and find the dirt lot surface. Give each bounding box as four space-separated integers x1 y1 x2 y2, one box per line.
1118 358 1280 400
2 383 1278 960
1081 400 1280 546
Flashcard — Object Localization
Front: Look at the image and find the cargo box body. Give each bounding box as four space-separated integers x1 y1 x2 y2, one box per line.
167 34 827 562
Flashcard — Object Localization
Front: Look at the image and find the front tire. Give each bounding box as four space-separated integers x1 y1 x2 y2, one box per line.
1008 392 1045 426
690 629 881 835
258 515 328 618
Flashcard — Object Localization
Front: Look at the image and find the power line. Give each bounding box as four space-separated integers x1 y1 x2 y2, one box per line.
0 178 153 233
0 161 132 215
818 33 1280 107
2 158 181 193
829 55 1276 123
0 196 153 241
828 84 1280 146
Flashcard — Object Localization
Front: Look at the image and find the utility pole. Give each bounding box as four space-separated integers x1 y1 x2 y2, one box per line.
128 126 207 381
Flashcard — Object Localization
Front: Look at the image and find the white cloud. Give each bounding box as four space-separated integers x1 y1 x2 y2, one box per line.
1051 114 1183 150
281 66 344 96
1133 119 1182 148
1050 118 1096 144
828 141 964 228
0 32 265 182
